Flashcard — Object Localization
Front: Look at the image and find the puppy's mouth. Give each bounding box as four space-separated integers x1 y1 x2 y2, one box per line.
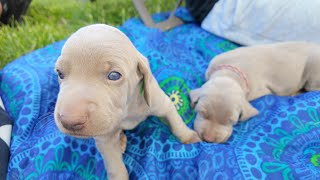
64 131 93 138
55 121 92 138
60 127 107 138
55 115 115 138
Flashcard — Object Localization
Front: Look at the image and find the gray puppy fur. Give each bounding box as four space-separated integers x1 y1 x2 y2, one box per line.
190 42 320 143
54 24 201 180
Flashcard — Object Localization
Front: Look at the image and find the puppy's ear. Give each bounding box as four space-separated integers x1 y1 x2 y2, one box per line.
190 89 209 119
239 101 259 121
137 54 152 106
197 105 208 119
189 88 202 108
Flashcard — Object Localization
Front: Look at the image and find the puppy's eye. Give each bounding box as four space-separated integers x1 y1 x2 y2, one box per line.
107 71 122 81
56 69 65 79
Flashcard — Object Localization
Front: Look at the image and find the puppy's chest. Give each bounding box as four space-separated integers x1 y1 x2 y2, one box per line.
121 113 148 130
120 100 150 129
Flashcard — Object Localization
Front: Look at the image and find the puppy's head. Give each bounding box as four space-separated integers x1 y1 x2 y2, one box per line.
190 78 258 143
54 24 152 138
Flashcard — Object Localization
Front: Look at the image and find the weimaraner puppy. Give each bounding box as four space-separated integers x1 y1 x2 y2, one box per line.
54 24 201 180
190 42 320 143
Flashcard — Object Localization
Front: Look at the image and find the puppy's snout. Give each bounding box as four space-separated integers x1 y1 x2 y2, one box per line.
57 101 97 131
200 127 231 143
201 132 228 143
59 114 87 131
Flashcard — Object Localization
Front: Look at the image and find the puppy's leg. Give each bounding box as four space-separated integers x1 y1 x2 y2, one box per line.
138 57 200 143
304 55 320 91
151 88 201 143
120 131 127 153
239 100 259 122
95 131 128 180
304 78 320 91
165 105 202 144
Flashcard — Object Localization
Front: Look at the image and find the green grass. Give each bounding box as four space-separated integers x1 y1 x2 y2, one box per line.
0 0 177 68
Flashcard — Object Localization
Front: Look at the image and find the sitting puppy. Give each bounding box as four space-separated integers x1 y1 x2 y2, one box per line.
54 24 200 180
190 42 320 143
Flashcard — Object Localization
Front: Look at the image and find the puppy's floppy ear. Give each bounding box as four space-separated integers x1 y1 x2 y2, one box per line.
190 88 208 118
196 105 208 119
239 100 259 121
137 53 152 106
189 88 202 108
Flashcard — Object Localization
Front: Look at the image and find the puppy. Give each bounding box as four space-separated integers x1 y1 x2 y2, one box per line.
54 24 201 180
190 42 320 143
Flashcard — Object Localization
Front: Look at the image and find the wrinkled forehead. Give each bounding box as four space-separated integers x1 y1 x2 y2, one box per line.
66 24 130 46
200 94 232 121
57 44 134 68
56 25 138 70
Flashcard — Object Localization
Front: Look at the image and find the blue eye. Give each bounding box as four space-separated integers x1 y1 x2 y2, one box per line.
56 69 65 79
107 71 122 81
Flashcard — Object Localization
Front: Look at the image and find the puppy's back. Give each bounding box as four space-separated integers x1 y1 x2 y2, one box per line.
206 41 320 80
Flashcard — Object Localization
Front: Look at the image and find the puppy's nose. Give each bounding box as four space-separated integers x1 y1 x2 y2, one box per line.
201 133 214 142
201 133 227 143
59 114 87 131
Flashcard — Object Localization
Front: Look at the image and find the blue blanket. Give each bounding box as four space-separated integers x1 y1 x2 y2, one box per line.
1 9 320 179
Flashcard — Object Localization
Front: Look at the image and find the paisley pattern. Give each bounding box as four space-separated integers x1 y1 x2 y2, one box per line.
160 77 195 125
1 8 320 179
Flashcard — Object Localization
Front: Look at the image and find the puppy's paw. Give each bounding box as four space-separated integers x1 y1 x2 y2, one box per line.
120 132 127 153
182 131 202 144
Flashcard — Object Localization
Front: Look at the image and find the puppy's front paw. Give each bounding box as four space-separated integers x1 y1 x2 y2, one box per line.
182 131 202 144
120 132 127 153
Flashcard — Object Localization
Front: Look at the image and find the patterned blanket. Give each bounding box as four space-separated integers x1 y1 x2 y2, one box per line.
1 9 320 179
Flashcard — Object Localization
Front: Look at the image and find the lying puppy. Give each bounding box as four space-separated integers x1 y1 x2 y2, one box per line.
190 42 320 143
54 24 200 180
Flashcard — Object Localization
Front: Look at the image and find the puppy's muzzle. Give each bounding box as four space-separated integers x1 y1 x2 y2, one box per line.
57 101 97 131
201 132 229 143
